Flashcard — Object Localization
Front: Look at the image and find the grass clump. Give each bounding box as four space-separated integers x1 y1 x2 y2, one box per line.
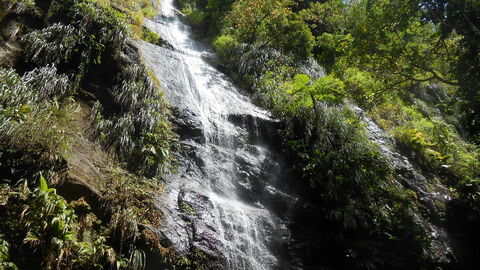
23 23 83 66
91 63 178 177
102 170 163 226
0 67 73 181
0 0 35 17
22 0 127 86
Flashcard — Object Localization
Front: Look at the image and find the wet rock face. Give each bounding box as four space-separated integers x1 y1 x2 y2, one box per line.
138 1 460 269
153 109 297 269
138 2 303 266
178 190 226 269
350 103 457 266
171 107 205 143
227 113 281 145
0 18 22 68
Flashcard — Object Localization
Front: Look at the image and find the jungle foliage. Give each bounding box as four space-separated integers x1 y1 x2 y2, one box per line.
179 0 480 268
1 0 480 268
5 0 178 178
0 0 180 269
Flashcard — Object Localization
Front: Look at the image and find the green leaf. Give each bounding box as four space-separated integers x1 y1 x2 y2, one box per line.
293 74 311 87
39 176 48 192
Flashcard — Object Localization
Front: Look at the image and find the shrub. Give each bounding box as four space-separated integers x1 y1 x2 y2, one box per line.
212 35 238 60
2 175 148 270
0 238 17 270
254 67 431 269
22 176 79 268
257 72 344 119
223 0 314 58
373 98 480 180
102 170 163 225
0 68 73 176
23 23 81 65
314 33 352 70
272 16 315 58
0 0 35 15
341 67 381 106
71 0 127 49
0 0 171 269
21 0 178 178
91 64 178 177
22 0 128 86
186 9 207 27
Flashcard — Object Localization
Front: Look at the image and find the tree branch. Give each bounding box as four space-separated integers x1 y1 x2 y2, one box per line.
412 64 460 86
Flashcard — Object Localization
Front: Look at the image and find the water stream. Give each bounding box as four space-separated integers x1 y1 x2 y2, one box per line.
138 1 293 269
137 0 456 269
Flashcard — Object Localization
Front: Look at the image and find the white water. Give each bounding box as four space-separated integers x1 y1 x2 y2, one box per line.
136 1 459 268
138 1 289 269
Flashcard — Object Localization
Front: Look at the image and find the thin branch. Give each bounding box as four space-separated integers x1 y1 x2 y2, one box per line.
248 11 272 45
412 64 460 86
370 78 412 104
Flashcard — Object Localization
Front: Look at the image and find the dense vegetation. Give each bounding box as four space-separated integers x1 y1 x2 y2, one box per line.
0 0 185 269
178 0 480 268
1 0 480 269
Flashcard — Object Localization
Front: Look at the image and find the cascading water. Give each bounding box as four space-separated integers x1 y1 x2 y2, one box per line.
136 1 458 269
138 1 295 269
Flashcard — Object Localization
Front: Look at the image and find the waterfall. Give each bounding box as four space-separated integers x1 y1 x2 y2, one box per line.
138 1 295 269
137 1 457 269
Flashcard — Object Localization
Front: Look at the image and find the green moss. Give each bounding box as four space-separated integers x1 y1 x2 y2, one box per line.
179 202 196 216
109 0 158 38
141 26 160 44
